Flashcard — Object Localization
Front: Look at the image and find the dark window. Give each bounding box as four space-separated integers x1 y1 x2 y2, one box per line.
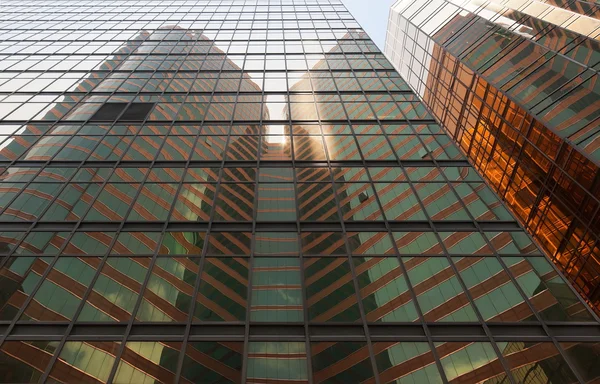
89 103 154 122
89 103 128 121
120 103 155 121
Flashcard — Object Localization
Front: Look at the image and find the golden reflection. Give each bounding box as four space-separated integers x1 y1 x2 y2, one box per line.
455 76 600 311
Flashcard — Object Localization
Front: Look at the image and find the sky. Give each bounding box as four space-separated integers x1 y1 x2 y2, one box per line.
342 0 397 49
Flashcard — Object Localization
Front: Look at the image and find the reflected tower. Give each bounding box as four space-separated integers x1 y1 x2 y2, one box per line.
386 0 600 313
0 1 599 383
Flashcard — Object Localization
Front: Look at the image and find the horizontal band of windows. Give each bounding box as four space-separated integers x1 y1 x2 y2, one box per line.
3 323 600 341
0 119 433 124
0 89 413 95
0 50 381 57
0 119 437 127
0 220 522 233
2 159 468 168
0 41 377 47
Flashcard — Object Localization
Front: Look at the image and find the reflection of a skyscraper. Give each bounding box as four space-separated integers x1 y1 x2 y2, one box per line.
0 27 265 382
420 12 600 313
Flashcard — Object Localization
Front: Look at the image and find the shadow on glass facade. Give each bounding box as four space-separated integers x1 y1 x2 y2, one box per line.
386 0 600 314
0 0 598 382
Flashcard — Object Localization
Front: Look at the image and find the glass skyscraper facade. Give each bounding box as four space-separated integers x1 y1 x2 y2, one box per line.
0 0 598 383
385 0 600 314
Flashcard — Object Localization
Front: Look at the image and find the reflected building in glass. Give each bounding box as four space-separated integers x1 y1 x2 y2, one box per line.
386 0 600 314
0 0 599 383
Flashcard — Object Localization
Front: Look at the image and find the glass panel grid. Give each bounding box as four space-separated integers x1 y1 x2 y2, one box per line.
0 0 597 382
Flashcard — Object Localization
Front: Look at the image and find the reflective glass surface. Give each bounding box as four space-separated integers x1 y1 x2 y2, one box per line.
387 0 600 316
0 0 597 382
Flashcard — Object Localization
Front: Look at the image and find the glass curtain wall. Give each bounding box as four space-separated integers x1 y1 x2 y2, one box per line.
385 0 600 314
0 0 598 383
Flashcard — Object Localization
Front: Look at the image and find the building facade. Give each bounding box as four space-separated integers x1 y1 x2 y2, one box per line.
385 0 600 313
0 0 598 382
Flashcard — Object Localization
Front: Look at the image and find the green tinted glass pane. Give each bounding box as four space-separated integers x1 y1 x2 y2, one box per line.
195 258 248 321
170 184 215 222
453 257 534 322
251 258 303 322
348 232 395 255
78 258 149 322
374 342 443 384
256 183 296 221
301 232 346 256
355 257 419 322
181 342 243 383
247 342 308 383
205 232 251 256
559 342 600 383
158 232 205 255
61 232 115 256
110 232 161 255
255 232 299 256
436 342 500 382
438 232 493 255
336 183 383 221
509 257 594 321
21 257 98 322
376 183 426 221
393 232 441 255
297 183 340 222
312 342 374 383
0 256 50 321
136 257 199 322
414 183 469 221
305 258 360 322
113 342 181 384
404 257 478 322
49 341 117 383
213 183 255 222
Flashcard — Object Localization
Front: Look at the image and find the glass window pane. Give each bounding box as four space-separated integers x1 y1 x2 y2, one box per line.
78 258 149 322
21 256 100 322
336 183 383 221
301 232 346 256
305 257 360 322
251 258 302 322
136 257 200 322
158 232 205 256
355 257 419 322
247 342 308 383
214 183 255 222
375 183 426 221
373 342 443 384
404 257 478 322
255 232 299 256
393 232 441 255
48 341 118 383
297 183 339 222
181 342 243 383
113 342 181 384
454 257 534 322
436 342 501 382
508 257 594 321
195 258 248 322
256 183 296 221
312 342 374 383
496 341 579 383
0 341 57 383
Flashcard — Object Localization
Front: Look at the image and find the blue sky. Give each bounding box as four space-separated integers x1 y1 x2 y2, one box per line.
342 0 397 49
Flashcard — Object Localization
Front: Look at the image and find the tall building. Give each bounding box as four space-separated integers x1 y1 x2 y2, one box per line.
0 0 598 382
385 0 600 313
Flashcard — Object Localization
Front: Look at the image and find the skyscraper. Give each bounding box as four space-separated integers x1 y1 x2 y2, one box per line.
0 0 598 383
385 0 600 314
